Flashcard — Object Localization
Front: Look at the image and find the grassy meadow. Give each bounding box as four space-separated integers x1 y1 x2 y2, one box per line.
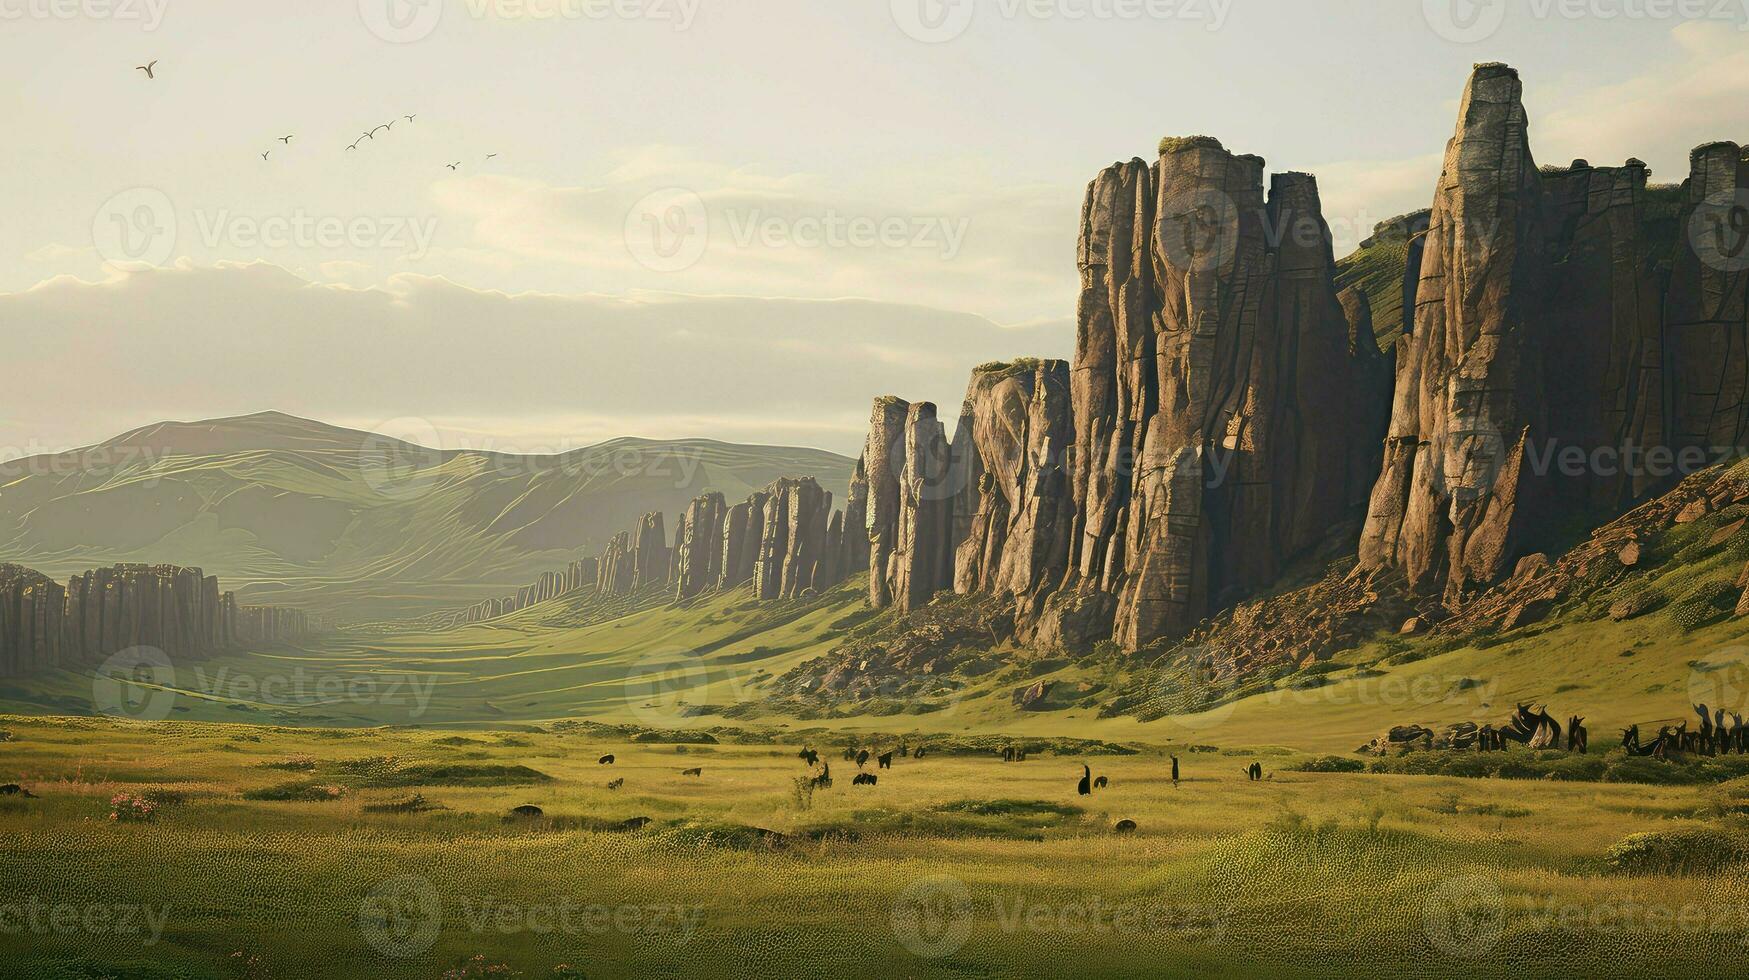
6 716 1749 979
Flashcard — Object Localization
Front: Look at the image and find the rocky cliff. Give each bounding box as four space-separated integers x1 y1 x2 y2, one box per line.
0 564 65 676
1 562 310 677
450 556 600 625
1357 64 1732 605
855 134 1391 647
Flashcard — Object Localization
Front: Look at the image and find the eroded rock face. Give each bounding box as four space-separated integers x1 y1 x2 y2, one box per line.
1357 64 1671 603
0 564 65 676
951 360 1076 630
755 477 835 600
863 397 911 609
630 512 670 591
598 531 635 596
720 493 768 590
64 563 222 663
224 596 310 645
889 402 955 613
675 492 728 600
1666 141 1749 454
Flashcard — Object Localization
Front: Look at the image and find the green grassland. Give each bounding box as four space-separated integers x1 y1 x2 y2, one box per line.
0 412 853 622
5 718 1749 978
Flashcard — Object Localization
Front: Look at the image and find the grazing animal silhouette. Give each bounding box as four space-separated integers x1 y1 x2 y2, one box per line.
1170 755 1180 786
1246 762 1263 781
598 754 615 765
1002 745 1015 762
852 772 878 786
1093 776 1108 789
811 762 833 790
1077 764 1092 796
606 778 624 790
619 816 652 831
856 749 870 768
799 748 819 766
878 752 893 770
0 784 35 798
1114 819 1137 833
681 767 702 777
509 804 543 818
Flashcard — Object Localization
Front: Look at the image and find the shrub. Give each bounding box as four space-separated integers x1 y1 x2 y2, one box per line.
243 780 346 802
1288 756 1366 773
1606 828 1749 875
1669 581 1736 632
109 792 156 823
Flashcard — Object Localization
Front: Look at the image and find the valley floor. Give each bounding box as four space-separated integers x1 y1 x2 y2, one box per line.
4 718 1749 979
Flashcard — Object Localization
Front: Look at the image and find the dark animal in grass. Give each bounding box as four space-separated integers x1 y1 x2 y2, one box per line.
607 778 624 790
598 754 615 765
798 747 819 766
1170 755 1180 786
1077 764 1092 796
853 773 877 786
1093 776 1108 789
856 749 870 768
843 747 858 762
1567 716 1588 754
878 752 893 770
1114 819 1137 833
811 762 833 790
1002 745 1015 762
1696 704 1717 755
509 804 544 818
681 767 702 777
0 784 35 798
914 746 927 759
619 816 653 831
1246 762 1263 781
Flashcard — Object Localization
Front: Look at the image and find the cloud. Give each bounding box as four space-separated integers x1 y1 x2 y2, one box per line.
0 262 1069 458
1536 21 1749 180
427 150 1081 326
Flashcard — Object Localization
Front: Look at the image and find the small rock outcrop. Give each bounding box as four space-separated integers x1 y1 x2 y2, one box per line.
754 477 835 600
450 556 600 625
597 531 636 596
630 512 670 591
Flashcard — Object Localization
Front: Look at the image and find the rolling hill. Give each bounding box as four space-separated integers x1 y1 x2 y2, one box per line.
0 412 853 622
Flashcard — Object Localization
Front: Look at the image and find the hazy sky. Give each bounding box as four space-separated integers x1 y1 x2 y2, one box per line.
3 1 1746 457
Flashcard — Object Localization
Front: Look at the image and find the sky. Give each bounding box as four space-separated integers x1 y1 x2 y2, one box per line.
2 0 1746 458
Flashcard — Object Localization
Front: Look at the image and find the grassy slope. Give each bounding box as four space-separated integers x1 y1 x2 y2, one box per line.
1334 236 1408 352
0 412 853 621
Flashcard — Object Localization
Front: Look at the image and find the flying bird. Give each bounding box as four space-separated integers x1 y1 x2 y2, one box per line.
404 114 417 123
278 135 294 144
484 153 498 160
445 161 461 171
136 60 157 79
370 124 390 136
260 150 271 161
346 141 360 151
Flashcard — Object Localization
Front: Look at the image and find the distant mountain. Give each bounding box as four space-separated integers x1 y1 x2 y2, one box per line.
0 412 853 622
